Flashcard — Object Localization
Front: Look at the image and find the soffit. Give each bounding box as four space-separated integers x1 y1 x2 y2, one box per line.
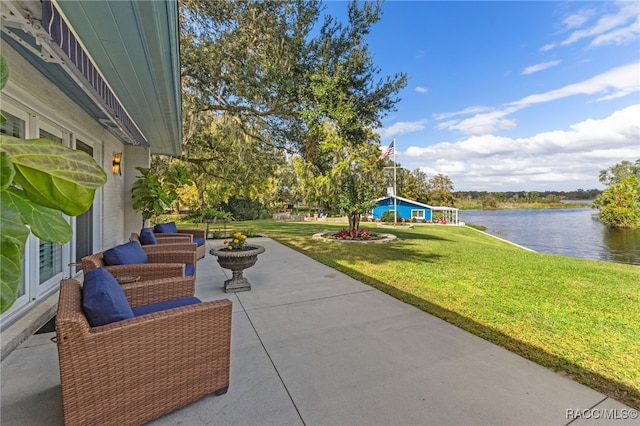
53 0 182 155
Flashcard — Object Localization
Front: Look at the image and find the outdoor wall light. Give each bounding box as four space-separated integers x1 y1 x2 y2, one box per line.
112 152 122 175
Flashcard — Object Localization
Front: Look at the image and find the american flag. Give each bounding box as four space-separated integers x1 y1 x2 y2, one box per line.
377 140 394 161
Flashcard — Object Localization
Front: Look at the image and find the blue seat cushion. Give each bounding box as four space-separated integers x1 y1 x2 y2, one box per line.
185 263 195 277
82 268 134 327
193 236 205 247
154 222 178 234
131 296 201 317
103 241 149 266
139 228 157 245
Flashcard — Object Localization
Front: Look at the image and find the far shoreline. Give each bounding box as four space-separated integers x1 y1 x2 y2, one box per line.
458 201 592 210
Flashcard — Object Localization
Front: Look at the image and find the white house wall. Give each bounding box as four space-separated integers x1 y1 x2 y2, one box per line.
4 43 149 246
1 43 150 331
123 145 150 239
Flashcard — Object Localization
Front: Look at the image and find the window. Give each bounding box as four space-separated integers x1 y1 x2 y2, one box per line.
1 110 26 137
1 110 27 301
38 128 64 286
411 209 425 219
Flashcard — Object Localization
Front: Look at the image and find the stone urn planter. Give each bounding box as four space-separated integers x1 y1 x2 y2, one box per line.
210 245 265 293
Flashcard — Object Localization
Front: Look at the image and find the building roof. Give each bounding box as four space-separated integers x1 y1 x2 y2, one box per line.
374 195 459 212
1 0 182 155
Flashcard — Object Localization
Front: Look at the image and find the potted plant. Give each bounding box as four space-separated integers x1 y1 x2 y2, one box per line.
210 232 264 293
131 165 192 227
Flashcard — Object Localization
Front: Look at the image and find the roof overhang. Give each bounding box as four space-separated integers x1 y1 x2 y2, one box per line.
374 196 459 212
1 0 182 155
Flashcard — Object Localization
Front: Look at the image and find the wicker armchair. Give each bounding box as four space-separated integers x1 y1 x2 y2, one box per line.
82 246 196 282
55 278 231 426
130 231 205 260
153 222 207 260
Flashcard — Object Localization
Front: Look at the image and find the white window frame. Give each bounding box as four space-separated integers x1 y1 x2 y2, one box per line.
411 209 425 219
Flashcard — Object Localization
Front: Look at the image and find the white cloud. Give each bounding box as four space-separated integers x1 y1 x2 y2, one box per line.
510 62 640 108
441 109 519 136
591 15 640 47
402 105 640 191
377 119 427 139
563 10 595 30
415 86 429 94
436 62 640 137
434 105 493 121
521 60 561 75
544 1 640 51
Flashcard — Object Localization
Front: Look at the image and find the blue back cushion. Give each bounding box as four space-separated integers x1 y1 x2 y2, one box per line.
131 296 201 317
139 228 157 245
103 241 149 266
193 236 205 247
82 268 134 327
154 222 178 234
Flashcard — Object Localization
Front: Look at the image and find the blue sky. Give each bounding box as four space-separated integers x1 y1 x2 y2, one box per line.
326 1 640 192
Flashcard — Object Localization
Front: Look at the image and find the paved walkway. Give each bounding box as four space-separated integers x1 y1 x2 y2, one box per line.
1 237 636 425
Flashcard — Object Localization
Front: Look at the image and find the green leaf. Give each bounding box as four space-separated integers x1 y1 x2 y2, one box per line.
1 152 15 191
0 189 30 314
0 136 107 216
4 186 72 243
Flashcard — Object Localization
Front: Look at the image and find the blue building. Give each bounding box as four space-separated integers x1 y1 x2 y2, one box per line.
371 196 459 224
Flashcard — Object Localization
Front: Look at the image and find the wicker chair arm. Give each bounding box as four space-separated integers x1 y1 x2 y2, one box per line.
104 263 185 281
154 233 193 242
146 250 196 266
81 254 104 273
141 243 197 253
154 235 194 244
122 276 195 307
177 229 206 239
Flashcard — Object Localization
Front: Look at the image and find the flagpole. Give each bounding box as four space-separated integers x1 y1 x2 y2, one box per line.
393 138 397 224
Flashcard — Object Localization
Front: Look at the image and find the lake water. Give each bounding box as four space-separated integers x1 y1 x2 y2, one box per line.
459 208 640 266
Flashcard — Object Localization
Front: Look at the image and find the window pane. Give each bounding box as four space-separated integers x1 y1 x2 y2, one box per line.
39 239 62 284
0 110 25 137
39 129 63 143
38 129 64 284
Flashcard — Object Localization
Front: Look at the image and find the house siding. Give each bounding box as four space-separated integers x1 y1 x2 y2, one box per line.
1 43 150 331
372 198 433 221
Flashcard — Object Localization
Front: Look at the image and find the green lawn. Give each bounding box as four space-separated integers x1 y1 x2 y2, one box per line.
197 219 640 408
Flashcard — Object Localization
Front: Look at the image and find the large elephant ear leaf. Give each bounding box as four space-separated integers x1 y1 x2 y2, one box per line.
0 136 107 216
5 186 72 243
0 189 30 313
1 151 15 190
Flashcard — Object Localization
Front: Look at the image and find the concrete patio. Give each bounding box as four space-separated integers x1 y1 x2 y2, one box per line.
1 237 636 425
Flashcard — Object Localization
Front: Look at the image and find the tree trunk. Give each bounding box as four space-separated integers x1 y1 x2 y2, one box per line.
348 213 360 233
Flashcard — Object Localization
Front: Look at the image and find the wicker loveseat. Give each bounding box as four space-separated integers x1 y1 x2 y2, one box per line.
55 277 232 426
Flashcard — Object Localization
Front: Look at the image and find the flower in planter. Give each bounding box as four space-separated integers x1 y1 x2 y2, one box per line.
223 232 248 250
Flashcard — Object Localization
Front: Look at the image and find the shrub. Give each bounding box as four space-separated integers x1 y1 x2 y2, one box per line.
381 210 401 223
